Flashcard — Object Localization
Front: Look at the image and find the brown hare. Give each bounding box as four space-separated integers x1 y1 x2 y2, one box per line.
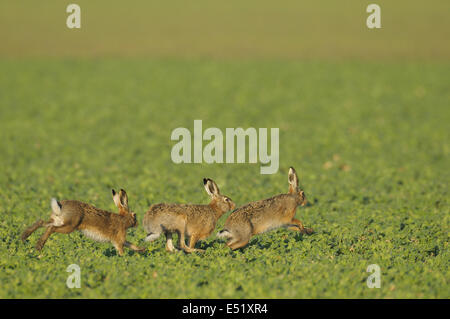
217 167 313 250
21 189 144 256
143 178 235 253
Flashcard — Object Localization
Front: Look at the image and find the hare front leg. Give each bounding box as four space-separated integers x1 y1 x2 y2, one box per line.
112 241 125 256
188 234 197 249
287 218 313 234
176 230 203 253
187 234 205 252
124 241 146 253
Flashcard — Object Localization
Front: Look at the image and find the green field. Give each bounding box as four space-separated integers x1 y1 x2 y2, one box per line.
0 60 448 298
0 0 449 299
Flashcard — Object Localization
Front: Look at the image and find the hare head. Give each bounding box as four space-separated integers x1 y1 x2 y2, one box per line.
112 189 138 227
288 167 307 206
203 178 235 213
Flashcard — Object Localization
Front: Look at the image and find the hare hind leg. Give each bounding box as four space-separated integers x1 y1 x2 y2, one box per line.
225 222 252 250
35 223 76 251
226 232 251 250
35 226 56 251
164 232 178 252
228 238 250 250
21 219 48 241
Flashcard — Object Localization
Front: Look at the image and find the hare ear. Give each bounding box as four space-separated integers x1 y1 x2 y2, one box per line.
119 189 128 208
112 189 121 207
203 178 219 197
209 179 220 195
203 178 213 196
288 167 299 193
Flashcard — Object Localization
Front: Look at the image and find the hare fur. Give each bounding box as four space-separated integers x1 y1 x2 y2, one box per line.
217 167 313 250
21 189 144 256
143 178 235 253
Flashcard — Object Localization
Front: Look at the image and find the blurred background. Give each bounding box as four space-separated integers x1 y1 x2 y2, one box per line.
1 0 449 59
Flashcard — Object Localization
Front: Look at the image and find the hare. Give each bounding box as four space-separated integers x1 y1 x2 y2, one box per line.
21 189 145 256
217 167 313 250
143 178 235 253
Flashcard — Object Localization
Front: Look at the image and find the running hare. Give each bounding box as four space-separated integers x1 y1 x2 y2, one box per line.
143 178 235 253
21 189 144 256
217 167 313 250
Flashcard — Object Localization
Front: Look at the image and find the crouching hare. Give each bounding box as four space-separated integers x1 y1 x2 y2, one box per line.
143 178 235 253
21 189 145 256
217 167 313 250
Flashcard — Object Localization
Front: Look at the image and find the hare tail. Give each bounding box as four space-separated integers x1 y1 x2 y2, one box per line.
217 229 232 239
50 198 65 226
51 198 62 215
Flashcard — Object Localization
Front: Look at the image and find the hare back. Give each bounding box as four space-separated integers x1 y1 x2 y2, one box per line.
145 203 215 220
60 200 129 232
185 203 215 220
146 203 192 214
144 203 188 233
225 194 297 232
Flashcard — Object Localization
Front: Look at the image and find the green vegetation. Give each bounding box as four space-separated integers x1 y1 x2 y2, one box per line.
0 60 448 298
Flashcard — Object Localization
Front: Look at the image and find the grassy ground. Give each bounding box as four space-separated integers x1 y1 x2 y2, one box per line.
0 59 448 298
